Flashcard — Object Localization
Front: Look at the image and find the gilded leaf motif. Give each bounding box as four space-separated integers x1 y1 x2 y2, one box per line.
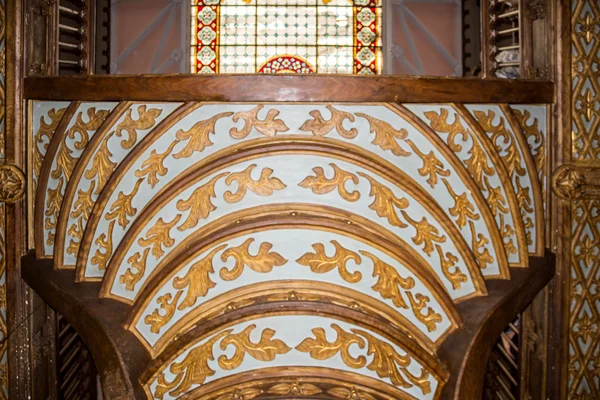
356 113 410 156
66 180 96 256
224 164 286 203
67 107 111 150
34 108 67 181
267 381 323 396
297 241 362 283
135 140 177 188
144 290 182 334
176 172 228 231
468 220 494 270
173 112 234 159
405 139 451 187
465 139 495 189
138 214 182 259
154 330 231 400
401 211 446 256
483 176 509 215
106 178 143 228
513 109 545 175
435 244 467 290
44 177 64 246
173 245 227 310
84 133 116 195
219 238 287 281
358 173 409 228
215 388 264 400
424 108 468 152
443 178 480 228
328 387 376 400
120 248 150 291
499 214 517 256
91 220 115 271
218 325 291 370
300 105 358 138
116 105 162 149
298 163 360 202
360 251 414 308
230 105 289 138
296 324 367 368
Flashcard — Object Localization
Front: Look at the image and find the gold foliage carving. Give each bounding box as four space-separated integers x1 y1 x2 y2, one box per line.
0 165 25 203
473 110 526 178
138 214 182 259
219 238 287 281
300 105 358 138
435 245 467 290
469 221 494 270
356 113 410 156
230 105 289 138
84 133 116 195
176 173 228 231
116 105 162 149
328 387 376 400
297 325 431 394
483 176 509 215
513 109 545 175
144 290 182 334
135 141 178 188
401 211 446 256
297 240 362 283
154 330 232 399
296 324 367 369
120 248 150 292
362 251 442 332
443 178 480 229
66 180 96 256
357 173 409 228
215 388 264 400
173 112 234 159
34 108 66 180
44 177 64 245
464 139 495 190
405 139 451 188
91 220 115 271
172 245 227 310
224 164 286 203
499 214 517 256
217 324 292 370
424 108 468 152
106 178 143 228
299 163 360 202
267 381 322 396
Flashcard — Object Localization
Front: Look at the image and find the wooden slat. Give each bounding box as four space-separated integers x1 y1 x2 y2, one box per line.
24 75 554 103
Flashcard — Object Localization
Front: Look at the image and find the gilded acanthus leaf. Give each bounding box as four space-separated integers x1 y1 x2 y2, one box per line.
44 177 64 246
360 251 414 308
230 105 289 138
215 388 264 400
515 175 534 214
469 220 494 270
443 178 480 228
34 108 67 182
220 238 287 281
91 220 115 271
473 110 526 178
138 214 182 259
499 214 517 256
224 164 286 203
135 140 177 188
352 329 432 394
267 381 323 396
405 139 451 187
154 330 232 400
120 248 150 291
298 163 360 202
406 292 444 333
144 290 182 334
173 112 234 159
435 244 468 290
106 178 143 228
176 173 228 231
328 387 377 400
296 324 367 368
358 172 409 228
173 245 227 309
66 180 96 256
465 139 495 189
401 211 446 256
116 105 162 149
483 176 509 215
84 133 117 195
297 241 362 283
218 324 291 370
299 105 358 138
513 109 545 175
424 108 468 152
356 113 410 156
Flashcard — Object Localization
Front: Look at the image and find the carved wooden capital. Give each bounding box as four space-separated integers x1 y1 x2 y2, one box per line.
552 164 600 200
0 164 26 203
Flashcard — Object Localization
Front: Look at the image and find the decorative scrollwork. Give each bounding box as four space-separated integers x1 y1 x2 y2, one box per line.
297 240 362 283
115 105 162 149
173 112 234 159
219 238 287 281
405 139 451 188
299 163 360 202
106 178 143 228
401 211 446 256
224 164 286 203
85 133 116 195
138 214 182 259
356 113 410 156
230 105 289 138
442 178 480 229
0 164 25 203
135 140 178 188
435 245 467 290
357 172 409 227
33 108 66 182
176 172 228 231
300 105 358 138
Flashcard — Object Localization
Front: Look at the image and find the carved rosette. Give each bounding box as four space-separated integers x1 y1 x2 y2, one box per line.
552 164 600 201
0 164 26 203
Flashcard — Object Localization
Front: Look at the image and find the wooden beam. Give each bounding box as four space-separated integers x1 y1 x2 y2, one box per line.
24 75 554 104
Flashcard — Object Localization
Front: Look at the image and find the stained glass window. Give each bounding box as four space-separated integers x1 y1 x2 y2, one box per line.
191 0 382 74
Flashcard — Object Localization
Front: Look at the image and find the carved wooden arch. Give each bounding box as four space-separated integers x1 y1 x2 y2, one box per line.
22 75 554 400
